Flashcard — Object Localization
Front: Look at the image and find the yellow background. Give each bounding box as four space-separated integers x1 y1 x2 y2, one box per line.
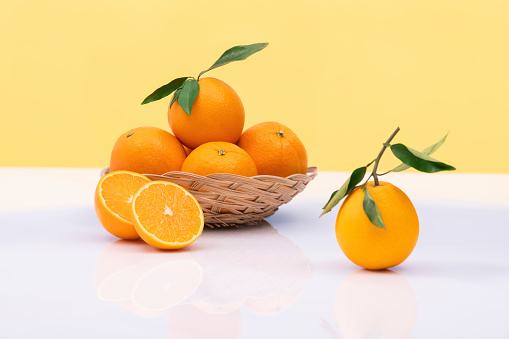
1 0 508 173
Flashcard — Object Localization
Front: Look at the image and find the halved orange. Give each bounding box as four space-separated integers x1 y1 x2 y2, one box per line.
95 170 151 239
130 181 204 249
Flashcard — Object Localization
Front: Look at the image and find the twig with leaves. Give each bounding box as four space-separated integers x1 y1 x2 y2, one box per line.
320 127 455 229
141 42 269 115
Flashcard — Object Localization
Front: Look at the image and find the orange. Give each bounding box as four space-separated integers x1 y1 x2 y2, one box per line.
130 181 204 249
95 170 150 239
237 121 308 177
168 77 245 149
335 181 419 270
110 126 186 175
181 141 257 177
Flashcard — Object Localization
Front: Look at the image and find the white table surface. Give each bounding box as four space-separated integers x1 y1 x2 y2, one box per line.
1 167 508 339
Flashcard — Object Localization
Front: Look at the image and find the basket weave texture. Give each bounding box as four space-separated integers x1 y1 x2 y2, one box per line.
101 167 317 228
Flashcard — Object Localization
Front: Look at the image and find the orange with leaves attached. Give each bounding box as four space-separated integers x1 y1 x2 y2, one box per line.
168 78 245 150
335 181 419 270
323 127 455 270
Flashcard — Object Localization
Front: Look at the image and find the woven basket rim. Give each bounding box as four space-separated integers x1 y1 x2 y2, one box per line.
100 166 318 181
99 167 317 227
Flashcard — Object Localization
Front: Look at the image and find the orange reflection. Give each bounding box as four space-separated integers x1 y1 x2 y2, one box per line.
181 221 314 315
333 269 417 339
94 239 148 303
94 240 202 318
94 221 314 331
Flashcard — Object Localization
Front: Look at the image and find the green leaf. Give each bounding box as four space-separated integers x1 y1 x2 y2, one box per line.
141 77 189 105
391 143 456 173
320 166 367 216
198 42 269 79
169 86 183 109
422 132 449 155
322 190 339 211
392 133 449 172
177 79 200 116
362 187 385 229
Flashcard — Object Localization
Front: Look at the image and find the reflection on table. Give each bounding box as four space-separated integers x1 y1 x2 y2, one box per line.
94 221 314 336
333 269 417 339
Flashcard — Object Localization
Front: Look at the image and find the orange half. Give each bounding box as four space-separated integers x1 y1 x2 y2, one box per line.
130 181 204 249
95 170 151 239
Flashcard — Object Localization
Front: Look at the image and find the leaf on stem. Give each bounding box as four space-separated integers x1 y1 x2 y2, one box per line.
141 77 189 105
390 143 456 173
197 42 269 79
362 187 385 229
321 166 367 216
391 133 449 172
169 86 183 108
177 79 200 116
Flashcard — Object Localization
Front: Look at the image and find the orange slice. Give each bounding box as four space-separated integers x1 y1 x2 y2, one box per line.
95 170 151 239
130 181 204 249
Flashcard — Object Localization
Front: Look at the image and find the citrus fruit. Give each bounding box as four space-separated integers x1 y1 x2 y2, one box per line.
335 181 419 270
181 141 257 177
237 121 308 177
110 126 186 175
130 181 204 249
94 170 150 239
168 77 245 149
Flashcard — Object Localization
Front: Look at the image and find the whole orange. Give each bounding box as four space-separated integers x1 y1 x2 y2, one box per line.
181 142 257 177
335 181 419 270
237 121 308 177
110 126 186 175
168 77 245 149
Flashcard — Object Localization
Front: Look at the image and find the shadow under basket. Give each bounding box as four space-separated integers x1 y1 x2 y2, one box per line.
101 167 317 228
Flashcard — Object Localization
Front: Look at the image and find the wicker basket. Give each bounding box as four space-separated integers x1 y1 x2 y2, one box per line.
101 167 317 228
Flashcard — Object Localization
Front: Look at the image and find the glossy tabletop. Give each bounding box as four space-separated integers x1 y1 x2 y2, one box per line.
1 168 508 338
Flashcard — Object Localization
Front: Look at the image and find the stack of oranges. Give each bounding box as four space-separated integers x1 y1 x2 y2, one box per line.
96 75 308 250
110 77 308 179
